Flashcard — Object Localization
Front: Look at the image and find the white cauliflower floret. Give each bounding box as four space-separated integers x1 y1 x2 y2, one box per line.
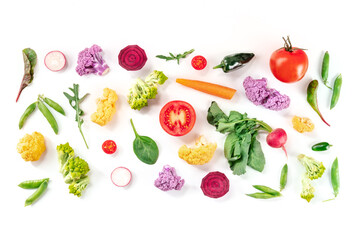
178 136 217 165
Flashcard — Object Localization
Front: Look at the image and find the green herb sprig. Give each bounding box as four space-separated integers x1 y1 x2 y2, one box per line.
156 49 195 64
64 84 89 149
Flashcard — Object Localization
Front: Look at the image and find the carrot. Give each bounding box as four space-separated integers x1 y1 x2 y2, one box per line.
176 78 236 100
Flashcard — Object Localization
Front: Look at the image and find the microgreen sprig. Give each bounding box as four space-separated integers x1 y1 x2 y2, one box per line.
156 49 195 64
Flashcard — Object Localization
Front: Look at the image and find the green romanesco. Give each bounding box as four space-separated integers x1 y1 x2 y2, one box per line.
127 70 168 110
56 143 90 197
297 154 325 180
300 175 315 202
69 176 90 197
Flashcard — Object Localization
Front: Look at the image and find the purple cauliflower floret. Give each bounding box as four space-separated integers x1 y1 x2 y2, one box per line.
75 44 110 76
243 76 290 111
154 165 185 191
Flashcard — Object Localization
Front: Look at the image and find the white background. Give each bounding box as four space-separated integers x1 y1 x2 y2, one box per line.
1 0 359 239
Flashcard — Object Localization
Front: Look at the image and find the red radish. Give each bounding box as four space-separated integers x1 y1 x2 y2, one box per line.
201 171 229 198
266 128 288 157
118 45 147 71
44 51 66 71
111 167 132 187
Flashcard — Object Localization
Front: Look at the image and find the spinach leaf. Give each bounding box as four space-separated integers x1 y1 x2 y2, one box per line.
247 134 265 172
130 119 159 165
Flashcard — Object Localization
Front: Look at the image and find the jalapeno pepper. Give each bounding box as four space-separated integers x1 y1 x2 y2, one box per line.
213 53 254 73
311 142 332 151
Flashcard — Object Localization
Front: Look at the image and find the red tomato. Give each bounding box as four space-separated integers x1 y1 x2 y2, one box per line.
159 100 196 136
270 37 308 83
102 140 117 154
191 55 207 70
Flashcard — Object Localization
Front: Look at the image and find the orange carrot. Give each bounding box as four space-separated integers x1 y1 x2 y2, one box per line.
176 78 236 100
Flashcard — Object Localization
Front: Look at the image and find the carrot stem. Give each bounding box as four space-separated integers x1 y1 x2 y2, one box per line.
176 78 236 100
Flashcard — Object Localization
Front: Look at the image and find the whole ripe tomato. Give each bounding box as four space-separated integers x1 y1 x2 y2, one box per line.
159 100 196 136
270 37 308 83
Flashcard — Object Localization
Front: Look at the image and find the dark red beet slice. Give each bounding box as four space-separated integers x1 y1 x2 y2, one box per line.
201 171 229 198
118 45 147 71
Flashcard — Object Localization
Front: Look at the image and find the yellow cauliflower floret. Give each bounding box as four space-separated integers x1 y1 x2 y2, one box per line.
292 116 315 133
17 132 46 162
91 88 118 126
178 136 217 165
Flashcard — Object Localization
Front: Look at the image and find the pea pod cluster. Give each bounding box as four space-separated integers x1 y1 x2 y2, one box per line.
18 178 49 206
19 95 65 134
246 185 282 199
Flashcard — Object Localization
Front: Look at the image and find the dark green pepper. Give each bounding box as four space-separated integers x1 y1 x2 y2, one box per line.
311 142 332 151
213 53 254 73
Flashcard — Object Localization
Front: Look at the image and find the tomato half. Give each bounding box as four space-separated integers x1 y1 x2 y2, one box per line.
270 37 308 83
102 140 117 154
159 100 196 136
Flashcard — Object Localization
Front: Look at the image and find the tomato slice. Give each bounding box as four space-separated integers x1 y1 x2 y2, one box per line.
102 140 117 154
159 101 196 136
191 55 207 70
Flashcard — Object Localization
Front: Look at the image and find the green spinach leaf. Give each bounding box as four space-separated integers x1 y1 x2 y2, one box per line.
247 134 265 172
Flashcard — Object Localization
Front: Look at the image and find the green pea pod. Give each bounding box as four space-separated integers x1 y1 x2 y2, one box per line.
280 164 288 191
252 185 282 196
330 74 342 110
312 142 332 151
321 51 332 90
37 100 59 134
307 80 330 126
246 192 279 199
25 179 48 206
331 158 340 197
19 102 37 129
18 178 49 189
43 97 65 115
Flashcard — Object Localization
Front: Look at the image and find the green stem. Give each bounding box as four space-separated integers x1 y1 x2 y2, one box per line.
130 118 139 137
213 64 223 69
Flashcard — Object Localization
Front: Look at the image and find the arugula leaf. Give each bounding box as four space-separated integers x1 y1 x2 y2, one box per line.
156 49 194 64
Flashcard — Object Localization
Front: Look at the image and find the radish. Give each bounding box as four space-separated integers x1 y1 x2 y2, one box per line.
44 51 66 71
266 128 288 158
111 167 132 187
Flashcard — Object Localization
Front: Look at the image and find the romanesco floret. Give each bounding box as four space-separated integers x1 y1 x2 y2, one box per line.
56 143 90 197
297 154 325 180
300 174 315 202
63 157 90 184
127 70 168 110
69 176 90 197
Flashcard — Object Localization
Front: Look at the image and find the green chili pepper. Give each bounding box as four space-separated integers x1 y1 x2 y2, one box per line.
331 157 340 197
246 192 279 199
330 74 342 110
321 51 332 90
311 142 333 151
18 178 49 189
280 164 288 191
307 80 330 126
19 102 37 129
213 53 254 73
37 100 59 134
24 179 48 206
42 97 65 115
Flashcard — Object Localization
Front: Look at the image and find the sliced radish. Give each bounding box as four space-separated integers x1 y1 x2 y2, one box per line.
44 51 66 71
111 167 132 187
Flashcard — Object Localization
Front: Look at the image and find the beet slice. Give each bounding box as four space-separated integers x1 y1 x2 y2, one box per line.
201 171 229 198
118 45 147 71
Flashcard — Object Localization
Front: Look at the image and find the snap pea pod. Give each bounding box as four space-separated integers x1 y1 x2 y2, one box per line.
331 157 340 197
43 97 65 115
253 185 282 196
279 164 288 191
19 102 37 129
37 100 59 134
18 178 49 189
24 179 48 206
330 74 342 110
312 142 332 151
307 80 330 126
321 51 332 90
246 193 279 199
